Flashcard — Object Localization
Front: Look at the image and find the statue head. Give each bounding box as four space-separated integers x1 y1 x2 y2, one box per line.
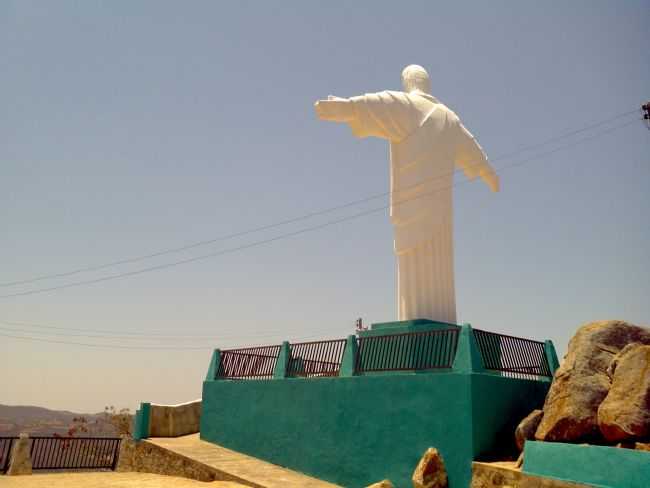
401 65 431 94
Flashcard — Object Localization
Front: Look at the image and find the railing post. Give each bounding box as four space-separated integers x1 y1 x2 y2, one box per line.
452 324 485 373
273 341 290 379
7 433 31 476
339 335 358 377
205 349 221 381
133 402 151 441
110 438 121 471
544 340 560 377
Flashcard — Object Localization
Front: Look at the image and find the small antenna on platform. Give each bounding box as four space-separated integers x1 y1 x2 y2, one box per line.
355 317 367 333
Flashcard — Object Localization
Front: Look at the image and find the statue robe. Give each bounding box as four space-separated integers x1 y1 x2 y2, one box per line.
346 90 490 324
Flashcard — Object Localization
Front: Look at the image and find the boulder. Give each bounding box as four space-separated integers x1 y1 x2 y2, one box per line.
535 320 650 442
412 447 448 488
598 343 650 441
515 409 543 451
635 442 650 452
366 481 394 488
7 433 32 476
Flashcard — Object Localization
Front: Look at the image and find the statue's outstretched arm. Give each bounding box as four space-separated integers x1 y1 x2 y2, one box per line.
315 92 401 140
456 124 499 193
314 95 355 123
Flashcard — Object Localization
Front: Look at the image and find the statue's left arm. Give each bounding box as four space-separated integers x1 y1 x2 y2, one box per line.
314 96 356 123
315 92 412 141
455 122 499 192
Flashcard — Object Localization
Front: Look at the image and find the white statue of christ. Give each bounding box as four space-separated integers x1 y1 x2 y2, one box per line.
315 65 499 324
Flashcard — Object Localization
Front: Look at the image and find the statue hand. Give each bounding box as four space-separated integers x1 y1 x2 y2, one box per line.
480 169 500 192
314 97 354 122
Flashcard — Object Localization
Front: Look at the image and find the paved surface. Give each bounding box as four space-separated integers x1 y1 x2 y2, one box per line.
148 434 341 488
471 461 591 488
0 472 247 487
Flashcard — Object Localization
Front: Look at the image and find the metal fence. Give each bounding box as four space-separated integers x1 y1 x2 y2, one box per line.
30 436 121 471
0 436 121 473
472 328 552 379
217 345 281 379
287 339 347 377
1 437 17 473
356 328 460 373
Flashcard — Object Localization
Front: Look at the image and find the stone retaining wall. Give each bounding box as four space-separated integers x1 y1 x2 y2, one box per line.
149 400 202 438
116 437 254 486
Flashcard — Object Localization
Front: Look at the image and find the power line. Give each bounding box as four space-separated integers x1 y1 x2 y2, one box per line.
0 330 210 350
0 324 273 341
0 327 352 351
0 319 347 342
0 117 637 300
0 319 211 337
0 108 638 289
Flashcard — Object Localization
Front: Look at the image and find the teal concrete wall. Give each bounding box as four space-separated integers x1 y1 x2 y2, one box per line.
523 441 650 488
199 323 553 487
200 374 551 487
471 374 549 459
359 319 459 338
132 402 151 441
201 373 475 488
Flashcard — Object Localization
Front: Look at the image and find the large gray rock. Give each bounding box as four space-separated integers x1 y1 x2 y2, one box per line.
7 433 32 476
515 409 543 451
412 447 448 488
535 320 650 442
598 343 650 441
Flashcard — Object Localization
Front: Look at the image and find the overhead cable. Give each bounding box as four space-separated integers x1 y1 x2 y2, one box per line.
0 117 637 300
0 108 639 289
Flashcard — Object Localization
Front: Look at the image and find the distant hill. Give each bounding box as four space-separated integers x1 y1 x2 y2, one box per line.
0 404 119 437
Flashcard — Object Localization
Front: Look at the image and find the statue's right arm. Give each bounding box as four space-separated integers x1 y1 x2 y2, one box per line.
314 96 355 123
456 123 499 193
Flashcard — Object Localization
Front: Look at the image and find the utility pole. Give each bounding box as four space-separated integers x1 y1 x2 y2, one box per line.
643 101 650 130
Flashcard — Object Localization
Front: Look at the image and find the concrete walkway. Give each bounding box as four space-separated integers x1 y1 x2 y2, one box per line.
0 472 247 487
148 434 341 488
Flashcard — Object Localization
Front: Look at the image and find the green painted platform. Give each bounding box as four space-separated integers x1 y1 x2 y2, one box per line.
523 441 650 488
194 322 555 488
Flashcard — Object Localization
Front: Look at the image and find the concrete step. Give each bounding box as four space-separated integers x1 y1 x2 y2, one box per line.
146 434 342 488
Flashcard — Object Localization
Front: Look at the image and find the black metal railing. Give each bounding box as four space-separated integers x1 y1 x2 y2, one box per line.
30 436 121 471
356 328 460 373
1 437 17 473
287 339 347 377
473 329 551 379
217 345 281 379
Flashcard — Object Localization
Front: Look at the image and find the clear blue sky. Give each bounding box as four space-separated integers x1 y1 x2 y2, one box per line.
1 1 648 413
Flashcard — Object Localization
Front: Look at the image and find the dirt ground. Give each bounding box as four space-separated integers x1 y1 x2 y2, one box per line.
0 472 247 488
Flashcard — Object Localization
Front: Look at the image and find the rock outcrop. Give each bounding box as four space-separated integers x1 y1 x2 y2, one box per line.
535 320 650 442
636 442 650 451
597 343 650 441
412 447 448 488
515 409 543 451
